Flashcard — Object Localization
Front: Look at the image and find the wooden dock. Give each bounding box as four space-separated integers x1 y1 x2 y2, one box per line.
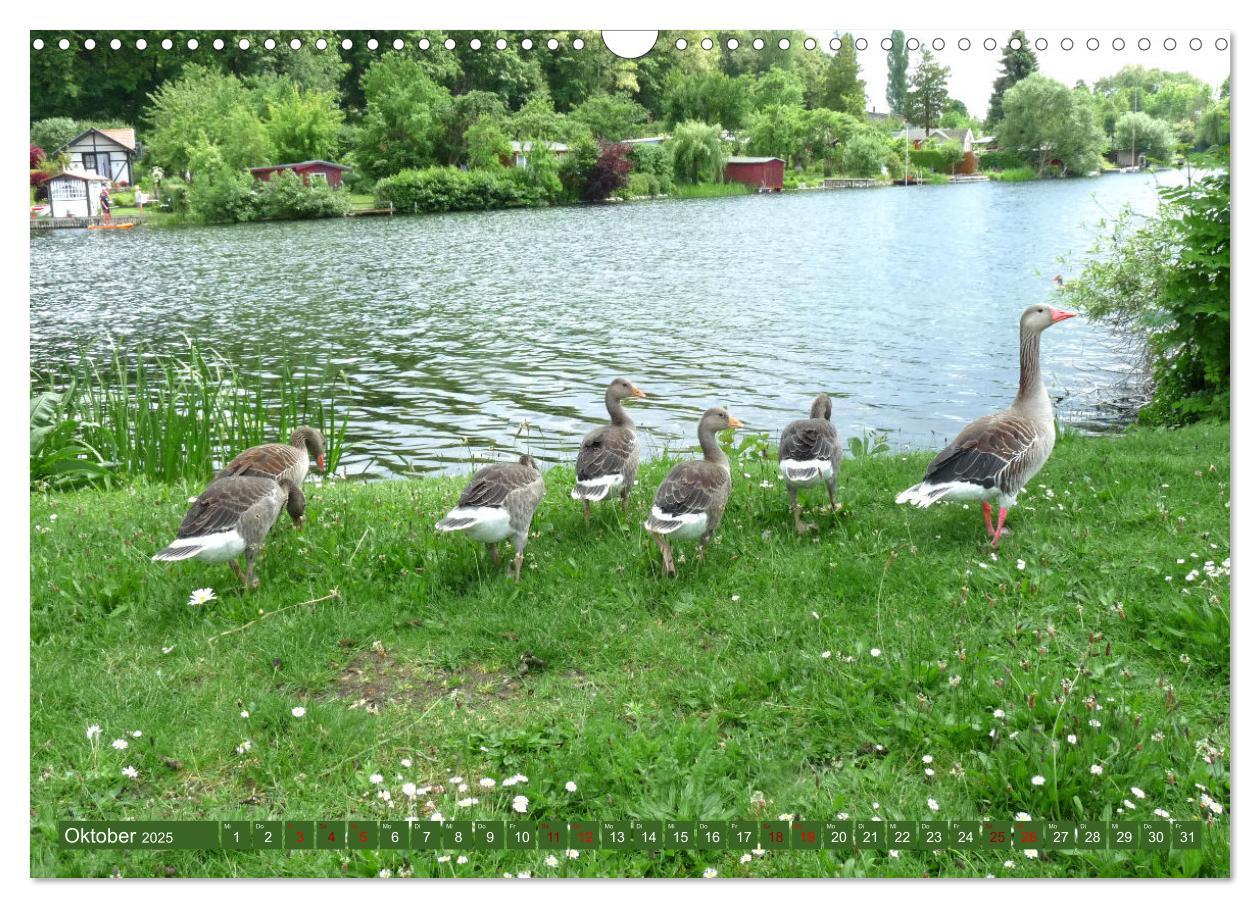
346 202 394 217
822 178 878 190
30 215 147 231
949 174 991 183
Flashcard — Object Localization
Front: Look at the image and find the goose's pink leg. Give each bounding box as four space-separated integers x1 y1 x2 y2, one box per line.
991 507 1009 547
983 502 995 537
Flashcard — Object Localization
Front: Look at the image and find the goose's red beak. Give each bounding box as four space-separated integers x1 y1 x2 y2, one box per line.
316 454 326 471
1050 308 1077 323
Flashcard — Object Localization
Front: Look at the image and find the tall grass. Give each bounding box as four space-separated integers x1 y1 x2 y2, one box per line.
671 181 755 199
989 166 1039 182
30 339 350 485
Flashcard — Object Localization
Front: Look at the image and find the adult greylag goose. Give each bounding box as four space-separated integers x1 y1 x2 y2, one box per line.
778 393 842 533
571 377 646 520
644 407 743 576
435 455 546 581
896 304 1076 545
218 427 326 525
152 475 299 590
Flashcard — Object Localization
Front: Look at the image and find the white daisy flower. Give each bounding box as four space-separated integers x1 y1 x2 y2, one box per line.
1090 765 1104 776
188 588 217 607
458 797 478 807
291 706 306 718
922 755 934 764
86 724 102 740
545 855 559 867
429 811 444 822
111 739 128 750
378 868 391 878
456 855 468 864
512 795 529 813
565 849 579 859
402 782 417 798
479 777 496 788
928 798 940 812
1131 787 1146 799
370 773 384 785
121 766 138 778
401 758 412 768
703 868 718 878
565 781 577 792
740 853 752 864
1031 775 1046 786
870 648 881 657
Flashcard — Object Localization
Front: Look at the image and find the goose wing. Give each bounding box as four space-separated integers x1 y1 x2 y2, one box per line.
457 463 540 509
176 476 280 539
778 418 838 463
652 461 729 516
576 425 637 480
921 412 1044 495
218 443 303 481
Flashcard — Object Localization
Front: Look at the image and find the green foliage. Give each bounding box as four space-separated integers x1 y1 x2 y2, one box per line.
438 91 509 166
885 30 909 117
260 82 344 164
990 166 1038 182
986 30 1038 126
185 140 259 224
745 105 805 165
1063 173 1229 424
1113 111 1175 162
670 181 753 199
846 428 891 459
256 170 352 220
977 149 1026 171
909 140 965 174
1195 99 1230 151
144 65 274 174
668 121 727 184
569 93 650 141
661 70 750 131
752 68 805 111
373 166 554 214
30 340 349 485
30 389 112 489
822 35 866 117
30 117 84 154
463 116 512 170
997 74 1106 176
628 142 673 193
355 53 453 180
905 50 952 132
840 129 889 178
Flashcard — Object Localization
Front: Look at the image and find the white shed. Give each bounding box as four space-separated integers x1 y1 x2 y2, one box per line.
46 169 109 219
56 127 137 185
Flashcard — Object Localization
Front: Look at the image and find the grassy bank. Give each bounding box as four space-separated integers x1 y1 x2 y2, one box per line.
30 423 1230 878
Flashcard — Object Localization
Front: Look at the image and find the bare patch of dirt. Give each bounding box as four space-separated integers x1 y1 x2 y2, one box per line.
328 648 525 712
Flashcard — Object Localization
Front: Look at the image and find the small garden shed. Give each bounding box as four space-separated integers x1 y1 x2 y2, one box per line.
249 161 351 188
58 127 137 185
46 169 109 218
724 156 785 191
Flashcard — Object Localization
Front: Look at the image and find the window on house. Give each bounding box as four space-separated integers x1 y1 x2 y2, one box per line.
307 172 328 185
51 181 86 200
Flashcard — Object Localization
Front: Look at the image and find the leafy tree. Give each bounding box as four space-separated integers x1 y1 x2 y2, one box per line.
1195 98 1230 150
463 116 512 169
668 121 726 184
145 65 273 174
30 118 83 155
570 93 650 141
986 30 1038 126
885 31 909 117
997 74 1106 176
1113 111 1175 162
661 70 750 131
509 94 567 143
841 129 888 178
355 53 452 179
905 51 951 132
185 138 259 224
746 105 805 166
801 109 861 173
261 83 344 164
628 143 673 192
752 68 805 112
823 34 866 117
438 91 509 165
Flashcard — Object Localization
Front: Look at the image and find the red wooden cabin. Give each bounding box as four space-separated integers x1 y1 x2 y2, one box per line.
248 160 351 188
723 156 785 192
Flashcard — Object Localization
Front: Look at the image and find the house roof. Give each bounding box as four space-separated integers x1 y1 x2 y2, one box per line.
248 160 351 172
51 168 108 182
509 141 569 153
726 156 784 164
621 135 667 145
58 127 136 152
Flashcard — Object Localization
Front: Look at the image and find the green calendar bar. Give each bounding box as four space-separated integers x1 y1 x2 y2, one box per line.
55 818 1206 852
57 821 220 850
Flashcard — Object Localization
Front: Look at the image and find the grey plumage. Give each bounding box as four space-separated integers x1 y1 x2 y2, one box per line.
153 475 299 591
896 304 1075 545
436 455 546 581
644 407 744 576
572 378 645 516
778 393 841 533
217 426 325 526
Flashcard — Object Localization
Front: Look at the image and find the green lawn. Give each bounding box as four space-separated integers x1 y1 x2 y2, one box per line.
30 423 1230 878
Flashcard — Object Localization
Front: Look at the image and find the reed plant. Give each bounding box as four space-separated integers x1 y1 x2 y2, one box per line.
30 339 349 486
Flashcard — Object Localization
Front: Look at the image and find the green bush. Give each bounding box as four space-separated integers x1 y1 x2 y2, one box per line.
621 172 663 198
373 166 553 214
256 170 352 220
840 130 888 178
990 166 1038 182
157 177 190 213
908 140 965 174
628 143 674 193
978 149 1027 171
1062 171 1229 424
187 170 258 224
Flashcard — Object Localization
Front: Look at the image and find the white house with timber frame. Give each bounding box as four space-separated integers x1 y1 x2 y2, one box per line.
56 127 137 185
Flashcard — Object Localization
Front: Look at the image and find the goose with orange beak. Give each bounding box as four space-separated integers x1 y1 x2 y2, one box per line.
644 407 744 576
572 378 647 520
896 305 1076 546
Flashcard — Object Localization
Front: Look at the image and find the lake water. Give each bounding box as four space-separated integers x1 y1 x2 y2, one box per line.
30 171 1192 477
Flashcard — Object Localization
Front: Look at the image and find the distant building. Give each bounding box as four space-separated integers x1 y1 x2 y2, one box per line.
248 160 351 188
893 126 977 152
56 127 137 185
505 141 569 168
46 168 109 218
620 135 667 146
724 156 785 192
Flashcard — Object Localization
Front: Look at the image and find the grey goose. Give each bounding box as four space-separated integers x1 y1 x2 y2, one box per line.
778 393 842 533
571 377 646 520
435 455 546 581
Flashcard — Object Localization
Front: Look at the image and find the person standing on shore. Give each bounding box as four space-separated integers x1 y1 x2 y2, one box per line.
99 186 112 222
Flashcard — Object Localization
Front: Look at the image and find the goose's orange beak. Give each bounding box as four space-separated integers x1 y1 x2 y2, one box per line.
728 417 744 429
632 385 646 398
1050 308 1077 323
316 454 326 471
